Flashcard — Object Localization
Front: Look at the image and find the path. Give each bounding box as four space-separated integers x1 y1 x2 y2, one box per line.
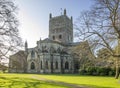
32 76 89 88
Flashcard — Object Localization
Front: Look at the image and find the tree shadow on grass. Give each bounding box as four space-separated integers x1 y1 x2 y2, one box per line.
0 77 69 88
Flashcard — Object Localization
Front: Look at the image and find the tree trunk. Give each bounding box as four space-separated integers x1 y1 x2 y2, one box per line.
115 58 119 79
115 38 120 79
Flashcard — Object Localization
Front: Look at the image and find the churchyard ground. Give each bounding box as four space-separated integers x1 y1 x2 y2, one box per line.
0 73 119 88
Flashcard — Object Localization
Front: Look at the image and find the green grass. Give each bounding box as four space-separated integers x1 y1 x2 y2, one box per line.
0 73 68 88
0 73 120 88
36 74 120 88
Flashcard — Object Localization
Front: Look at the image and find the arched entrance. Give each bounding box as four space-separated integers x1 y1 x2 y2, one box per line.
31 62 35 70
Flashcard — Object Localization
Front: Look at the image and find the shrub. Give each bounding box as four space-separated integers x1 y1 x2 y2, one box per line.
86 67 96 75
79 67 115 76
79 69 86 75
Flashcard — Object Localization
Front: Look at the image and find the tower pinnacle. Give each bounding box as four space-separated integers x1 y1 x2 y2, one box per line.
25 40 28 52
49 13 52 19
64 9 66 15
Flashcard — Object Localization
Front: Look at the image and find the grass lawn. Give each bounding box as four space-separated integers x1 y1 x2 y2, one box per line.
0 73 120 88
36 74 120 88
0 73 68 88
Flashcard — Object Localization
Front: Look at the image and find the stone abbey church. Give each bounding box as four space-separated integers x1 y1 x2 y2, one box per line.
9 9 94 73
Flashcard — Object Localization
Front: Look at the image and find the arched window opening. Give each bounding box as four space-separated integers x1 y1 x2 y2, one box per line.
55 61 58 69
31 50 35 58
46 61 48 69
41 61 42 69
31 62 35 70
65 61 69 70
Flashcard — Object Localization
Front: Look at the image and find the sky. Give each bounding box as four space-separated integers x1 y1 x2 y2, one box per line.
14 0 93 48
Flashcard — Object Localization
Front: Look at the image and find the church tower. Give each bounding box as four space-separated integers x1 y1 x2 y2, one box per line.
49 9 73 44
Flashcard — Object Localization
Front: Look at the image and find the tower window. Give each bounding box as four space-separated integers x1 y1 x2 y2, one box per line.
59 35 62 39
53 36 55 40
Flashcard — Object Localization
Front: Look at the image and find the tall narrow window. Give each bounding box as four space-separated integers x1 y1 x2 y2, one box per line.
46 61 48 69
55 61 58 69
41 61 42 69
65 61 69 69
31 62 35 70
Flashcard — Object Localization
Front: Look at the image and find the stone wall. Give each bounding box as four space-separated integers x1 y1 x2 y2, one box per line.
27 51 74 73
9 51 27 73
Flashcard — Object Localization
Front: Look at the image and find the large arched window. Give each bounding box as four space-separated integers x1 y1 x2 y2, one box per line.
31 62 35 70
65 61 69 70
46 61 48 69
31 50 35 58
55 61 58 69
40 61 42 69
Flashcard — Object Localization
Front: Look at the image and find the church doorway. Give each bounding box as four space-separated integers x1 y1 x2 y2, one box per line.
31 62 35 70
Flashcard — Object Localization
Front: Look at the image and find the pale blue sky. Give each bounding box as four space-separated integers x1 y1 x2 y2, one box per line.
15 0 93 48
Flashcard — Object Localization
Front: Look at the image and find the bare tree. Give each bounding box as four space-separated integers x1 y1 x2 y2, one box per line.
75 0 120 79
0 0 22 64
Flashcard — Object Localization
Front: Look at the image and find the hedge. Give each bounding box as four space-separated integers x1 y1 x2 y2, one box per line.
79 67 115 76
